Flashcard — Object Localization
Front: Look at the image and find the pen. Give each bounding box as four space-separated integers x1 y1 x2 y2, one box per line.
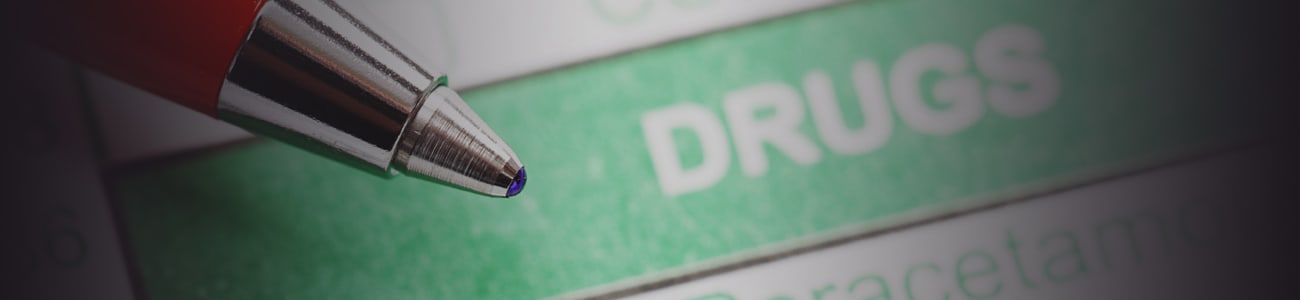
21 0 527 197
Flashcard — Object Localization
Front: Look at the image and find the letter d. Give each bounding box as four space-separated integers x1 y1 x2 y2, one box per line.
642 103 731 197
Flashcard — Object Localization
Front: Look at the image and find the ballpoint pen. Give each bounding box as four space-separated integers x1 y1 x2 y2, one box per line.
19 0 527 197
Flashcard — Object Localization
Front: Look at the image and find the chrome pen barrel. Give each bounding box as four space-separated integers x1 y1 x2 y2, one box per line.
217 0 525 197
394 88 524 197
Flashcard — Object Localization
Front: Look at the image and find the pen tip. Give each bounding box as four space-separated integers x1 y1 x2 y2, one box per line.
506 167 527 197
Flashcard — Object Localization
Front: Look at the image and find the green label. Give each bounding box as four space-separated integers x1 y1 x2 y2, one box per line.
115 0 1257 298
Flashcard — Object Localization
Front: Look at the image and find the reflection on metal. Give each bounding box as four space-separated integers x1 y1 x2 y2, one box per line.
217 0 524 197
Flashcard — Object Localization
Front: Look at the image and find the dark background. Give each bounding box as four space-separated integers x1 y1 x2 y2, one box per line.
2 0 1296 298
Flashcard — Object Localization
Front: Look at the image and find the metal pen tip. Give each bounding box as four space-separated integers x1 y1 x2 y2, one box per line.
506 168 527 197
392 86 525 198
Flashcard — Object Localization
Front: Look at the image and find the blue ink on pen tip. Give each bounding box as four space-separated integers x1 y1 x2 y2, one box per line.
507 168 526 197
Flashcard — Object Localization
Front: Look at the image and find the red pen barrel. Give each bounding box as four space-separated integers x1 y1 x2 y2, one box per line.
21 0 268 115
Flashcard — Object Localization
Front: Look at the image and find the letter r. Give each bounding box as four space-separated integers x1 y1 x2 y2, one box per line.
723 82 823 177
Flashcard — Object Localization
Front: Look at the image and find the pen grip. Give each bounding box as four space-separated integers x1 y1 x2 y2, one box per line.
22 0 268 115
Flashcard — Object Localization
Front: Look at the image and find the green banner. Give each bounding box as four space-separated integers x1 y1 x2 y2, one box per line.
115 0 1258 298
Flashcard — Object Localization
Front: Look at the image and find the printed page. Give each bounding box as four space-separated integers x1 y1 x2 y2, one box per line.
101 0 1283 298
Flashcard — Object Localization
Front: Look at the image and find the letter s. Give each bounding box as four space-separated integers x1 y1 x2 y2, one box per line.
975 24 1060 118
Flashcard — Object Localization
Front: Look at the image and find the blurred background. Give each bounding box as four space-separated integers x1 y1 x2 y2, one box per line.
1 0 1295 299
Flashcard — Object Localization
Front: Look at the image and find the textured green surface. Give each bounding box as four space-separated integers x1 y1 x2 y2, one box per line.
116 0 1255 298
